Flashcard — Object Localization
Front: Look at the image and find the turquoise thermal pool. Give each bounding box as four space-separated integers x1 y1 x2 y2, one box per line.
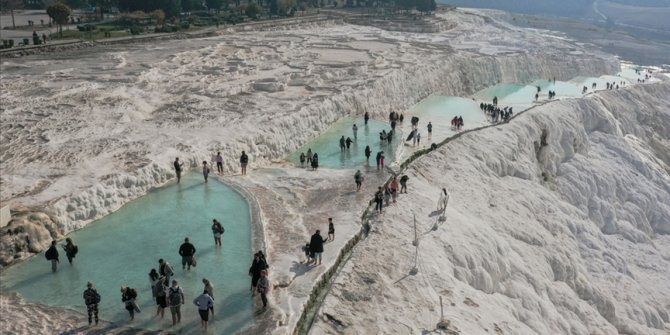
289 117 402 169
1 173 254 334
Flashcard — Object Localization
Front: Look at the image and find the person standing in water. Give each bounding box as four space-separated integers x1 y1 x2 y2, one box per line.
240 151 249 176
365 146 371 162
202 161 210 183
339 136 346 152
212 219 224 247
83 282 100 325
427 122 432 136
179 238 196 270
299 152 306 167
311 152 319 171
167 280 185 326
346 137 353 149
159 258 174 284
215 152 224 174
202 278 214 316
249 252 267 295
121 286 139 321
380 152 385 169
45 240 59 272
306 148 313 165
352 124 358 140
62 237 78 265
375 151 382 170
327 218 335 241
364 112 369 125
193 290 214 330
173 158 184 183
354 170 363 191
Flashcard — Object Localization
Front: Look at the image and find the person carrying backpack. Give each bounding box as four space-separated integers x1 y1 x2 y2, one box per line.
62 237 78 265
154 276 168 319
121 286 140 321
83 282 100 325
45 240 59 273
168 280 185 326
211 219 224 247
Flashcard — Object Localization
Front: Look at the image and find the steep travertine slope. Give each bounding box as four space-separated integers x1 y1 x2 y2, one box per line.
0 9 618 264
311 82 670 335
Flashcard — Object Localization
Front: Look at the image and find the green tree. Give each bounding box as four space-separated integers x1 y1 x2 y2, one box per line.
47 2 72 37
0 0 24 29
205 0 224 12
245 2 261 19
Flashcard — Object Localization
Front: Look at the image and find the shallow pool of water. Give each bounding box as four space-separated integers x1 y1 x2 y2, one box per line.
288 117 401 168
474 83 536 108
0 173 254 334
406 95 487 143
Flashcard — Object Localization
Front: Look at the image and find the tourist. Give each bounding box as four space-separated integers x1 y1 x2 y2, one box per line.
327 218 335 241
399 113 404 123
149 268 160 291
416 132 421 146
374 187 384 213
45 240 59 273
384 186 392 206
458 116 464 130
309 230 326 265
427 122 432 135
121 286 140 321
179 237 196 270
240 151 249 176
364 145 371 162
346 137 353 149
212 219 224 247
339 136 346 152
390 176 399 203
354 170 363 191
306 148 313 165
299 152 306 167
215 151 224 174
352 124 358 139
167 280 185 326
302 243 312 264
193 290 214 330
399 175 409 193
413 130 418 146
311 152 319 171
82 282 100 325
364 111 369 125
202 278 215 315
62 237 78 265
257 270 270 308
202 161 210 183
248 252 267 295
159 258 174 284
380 152 385 169
151 274 168 318
42 33 47 44
173 158 184 183
391 119 396 131
438 188 450 213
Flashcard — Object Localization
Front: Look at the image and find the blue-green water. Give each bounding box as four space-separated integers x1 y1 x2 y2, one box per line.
530 80 581 98
0 173 254 334
475 83 537 105
288 117 402 168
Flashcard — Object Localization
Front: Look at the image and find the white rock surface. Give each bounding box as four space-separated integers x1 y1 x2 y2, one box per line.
310 82 670 335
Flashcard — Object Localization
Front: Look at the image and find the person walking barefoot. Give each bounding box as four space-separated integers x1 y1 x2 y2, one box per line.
327 218 335 241
257 270 270 308
83 282 100 325
193 290 214 331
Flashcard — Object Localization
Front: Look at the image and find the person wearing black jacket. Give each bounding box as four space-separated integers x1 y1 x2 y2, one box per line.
309 230 327 265
248 252 268 295
374 187 384 213
45 240 59 273
179 238 196 271
83 282 100 325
